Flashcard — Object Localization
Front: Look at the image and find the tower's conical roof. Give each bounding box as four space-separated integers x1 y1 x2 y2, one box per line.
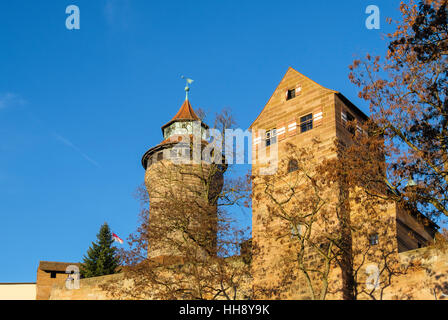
170 99 200 122
161 98 205 130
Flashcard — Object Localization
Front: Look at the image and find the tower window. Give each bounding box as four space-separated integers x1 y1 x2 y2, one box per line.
157 152 163 161
266 129 277 147
300 114 313 133
369 234 379 246
288 160 299 173
287 89 296 101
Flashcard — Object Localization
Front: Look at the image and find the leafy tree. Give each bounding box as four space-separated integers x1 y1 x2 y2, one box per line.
349 0 448 219
80 222 120 278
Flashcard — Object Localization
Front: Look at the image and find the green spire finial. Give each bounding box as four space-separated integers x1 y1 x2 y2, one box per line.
181 75 194 100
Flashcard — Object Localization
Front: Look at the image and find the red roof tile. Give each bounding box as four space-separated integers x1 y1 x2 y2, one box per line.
170 99 200 122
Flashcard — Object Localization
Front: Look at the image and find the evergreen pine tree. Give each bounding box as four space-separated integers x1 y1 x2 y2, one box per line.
80 222 120 278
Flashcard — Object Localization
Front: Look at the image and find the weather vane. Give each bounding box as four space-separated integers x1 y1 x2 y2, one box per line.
181 75 194 100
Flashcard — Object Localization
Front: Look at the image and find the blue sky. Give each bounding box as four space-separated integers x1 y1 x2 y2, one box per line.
0 0 403 282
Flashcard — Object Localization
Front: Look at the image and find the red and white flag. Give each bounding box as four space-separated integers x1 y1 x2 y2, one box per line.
112 233 123 244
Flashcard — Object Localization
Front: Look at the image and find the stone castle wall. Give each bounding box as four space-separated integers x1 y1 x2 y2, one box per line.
47 247 448 300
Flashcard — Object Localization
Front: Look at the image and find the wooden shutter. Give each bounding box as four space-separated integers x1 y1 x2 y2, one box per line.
313 107 323 128
356 124 364 135
288 119 297 137
341 109 348 126
277 123 286 141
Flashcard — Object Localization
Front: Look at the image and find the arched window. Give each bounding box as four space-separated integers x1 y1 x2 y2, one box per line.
288 159 299 173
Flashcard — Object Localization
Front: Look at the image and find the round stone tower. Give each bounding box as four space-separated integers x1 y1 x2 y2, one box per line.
141 92 224 261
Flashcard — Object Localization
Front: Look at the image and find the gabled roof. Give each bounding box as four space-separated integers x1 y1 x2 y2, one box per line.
250 67 368 128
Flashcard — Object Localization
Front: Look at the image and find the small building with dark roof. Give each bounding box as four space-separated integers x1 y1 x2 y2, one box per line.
36 261 80 300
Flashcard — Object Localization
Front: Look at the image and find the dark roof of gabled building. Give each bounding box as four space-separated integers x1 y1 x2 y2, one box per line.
38 261 80 272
